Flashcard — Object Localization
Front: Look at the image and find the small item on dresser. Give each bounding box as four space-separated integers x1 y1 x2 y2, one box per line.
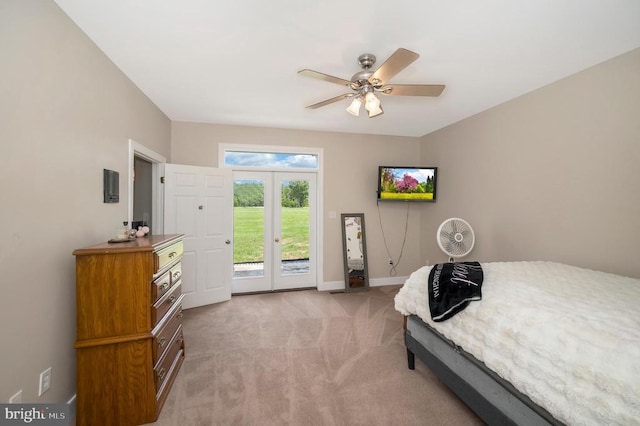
135 225 151 237
110 222 135 243
108 236 135 243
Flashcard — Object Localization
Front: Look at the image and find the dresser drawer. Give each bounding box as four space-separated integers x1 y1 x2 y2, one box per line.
152 300 184 364
154 326 185 392
151 282 182 327
154 241 184 274
170 263 182 285
151 269 172 303
155 347 184 416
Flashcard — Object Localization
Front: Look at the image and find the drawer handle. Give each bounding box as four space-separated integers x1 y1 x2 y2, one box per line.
168 251 177 259
173 271 181 280
176 336 184 347
177 312 184 320
158 337 166 349
160 282 170 292
167 295 177 305
158 368 166 381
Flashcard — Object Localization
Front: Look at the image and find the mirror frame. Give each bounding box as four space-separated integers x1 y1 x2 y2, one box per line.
341 213 370 292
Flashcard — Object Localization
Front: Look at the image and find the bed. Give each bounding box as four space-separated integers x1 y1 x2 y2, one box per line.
394 261 640 426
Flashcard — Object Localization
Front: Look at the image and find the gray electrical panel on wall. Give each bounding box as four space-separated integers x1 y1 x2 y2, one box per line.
103 169 119 203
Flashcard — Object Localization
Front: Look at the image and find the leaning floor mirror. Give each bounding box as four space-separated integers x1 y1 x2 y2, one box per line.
341 213 369 292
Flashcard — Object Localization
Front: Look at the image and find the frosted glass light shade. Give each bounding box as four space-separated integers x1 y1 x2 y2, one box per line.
346 97 362 116
367 104 384 118
364 92 380 111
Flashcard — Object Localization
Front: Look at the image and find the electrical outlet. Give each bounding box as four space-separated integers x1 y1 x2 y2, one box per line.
39 367 52 396
9 390 22 404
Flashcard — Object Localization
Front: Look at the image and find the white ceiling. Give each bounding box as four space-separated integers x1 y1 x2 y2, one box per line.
54 0 640 138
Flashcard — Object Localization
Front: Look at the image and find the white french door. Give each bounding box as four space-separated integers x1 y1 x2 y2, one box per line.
232 171 317 293
274 172 317 290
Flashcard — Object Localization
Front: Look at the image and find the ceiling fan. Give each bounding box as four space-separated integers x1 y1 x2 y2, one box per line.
298 48 445 118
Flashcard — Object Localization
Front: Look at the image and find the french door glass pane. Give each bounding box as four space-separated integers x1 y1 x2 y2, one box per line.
233 179 265 278
280 180 310 275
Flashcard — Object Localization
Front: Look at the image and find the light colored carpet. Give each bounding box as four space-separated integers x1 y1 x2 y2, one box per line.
146 286 484 426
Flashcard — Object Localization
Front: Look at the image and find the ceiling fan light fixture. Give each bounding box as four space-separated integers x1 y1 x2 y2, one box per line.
364 91 380 111
367 104 384 118
346 96 362 116
364 91 383 117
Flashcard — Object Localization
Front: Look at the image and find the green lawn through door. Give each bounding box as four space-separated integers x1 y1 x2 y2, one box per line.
234 207 309 263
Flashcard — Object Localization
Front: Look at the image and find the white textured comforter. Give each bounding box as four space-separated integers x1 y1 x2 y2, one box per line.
394 261 640 426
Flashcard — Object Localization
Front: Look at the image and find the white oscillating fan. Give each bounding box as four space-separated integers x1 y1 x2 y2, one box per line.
437 218 475 262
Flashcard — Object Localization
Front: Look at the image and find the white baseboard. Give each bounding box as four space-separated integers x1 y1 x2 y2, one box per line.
318 276 407 292
318 281 344 291
370 276 408 287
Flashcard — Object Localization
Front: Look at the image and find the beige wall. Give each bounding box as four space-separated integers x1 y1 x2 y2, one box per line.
171 122 428 283
420 48 640 278
0 0 170 403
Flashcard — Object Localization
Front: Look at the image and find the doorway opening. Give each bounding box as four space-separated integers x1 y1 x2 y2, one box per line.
133 156 153 229
128 139 165 235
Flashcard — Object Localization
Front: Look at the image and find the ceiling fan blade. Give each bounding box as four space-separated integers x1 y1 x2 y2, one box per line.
370 48 419 85
305 93 354 109
298 69 353 87
380 84 446 97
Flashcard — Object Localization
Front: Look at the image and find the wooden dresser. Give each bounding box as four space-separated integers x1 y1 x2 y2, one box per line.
73 234 185 426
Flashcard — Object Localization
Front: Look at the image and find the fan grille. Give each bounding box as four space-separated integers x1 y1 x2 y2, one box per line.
437 218 475 258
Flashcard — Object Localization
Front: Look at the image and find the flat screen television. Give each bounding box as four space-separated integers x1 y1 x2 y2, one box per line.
377 166 437 202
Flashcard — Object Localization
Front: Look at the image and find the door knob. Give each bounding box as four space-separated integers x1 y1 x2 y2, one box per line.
198 205 204 210
274 237 280 243
225 239 231 245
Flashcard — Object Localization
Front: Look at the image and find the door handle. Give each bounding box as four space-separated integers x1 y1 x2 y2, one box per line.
274 237 280 243
225 239 231 245
198 205 204 210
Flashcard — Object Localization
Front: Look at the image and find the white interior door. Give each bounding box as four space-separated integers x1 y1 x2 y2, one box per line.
232 171 317 293
164 164 233 309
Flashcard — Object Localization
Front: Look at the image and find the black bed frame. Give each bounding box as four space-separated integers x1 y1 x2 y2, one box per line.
404 315 564 426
